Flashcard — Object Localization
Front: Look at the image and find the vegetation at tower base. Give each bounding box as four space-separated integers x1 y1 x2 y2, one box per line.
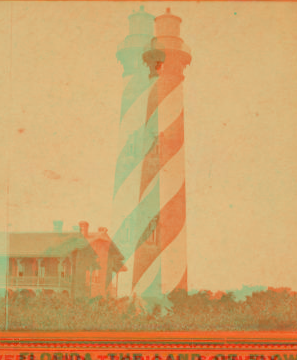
1 287 297 331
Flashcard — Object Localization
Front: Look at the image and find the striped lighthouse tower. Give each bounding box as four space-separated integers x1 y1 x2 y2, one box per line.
111 6 157 297
132 8 191 297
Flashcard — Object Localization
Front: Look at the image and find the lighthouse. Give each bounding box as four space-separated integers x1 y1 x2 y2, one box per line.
111 6 157 297
132 8 191 296
112 7 191 298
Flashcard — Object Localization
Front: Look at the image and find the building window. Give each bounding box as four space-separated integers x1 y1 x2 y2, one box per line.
152 137 159 156
148 228 157 245
147 217 158 245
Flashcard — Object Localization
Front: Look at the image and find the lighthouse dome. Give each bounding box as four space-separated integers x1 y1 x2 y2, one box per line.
155 8 182 38
128 5 155 36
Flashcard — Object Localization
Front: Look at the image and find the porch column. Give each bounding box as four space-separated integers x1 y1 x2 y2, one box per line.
37 258 43 286
16 259 21 275
69 258 72 279
116 272 119 298
89 266 93 298
16 259 22 287
58 258 63 288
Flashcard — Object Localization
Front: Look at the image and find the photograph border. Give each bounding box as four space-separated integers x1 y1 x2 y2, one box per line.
1 0 297 356
1 331 297 355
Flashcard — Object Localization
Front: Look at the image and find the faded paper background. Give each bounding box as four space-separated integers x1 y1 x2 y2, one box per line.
0 1 297 293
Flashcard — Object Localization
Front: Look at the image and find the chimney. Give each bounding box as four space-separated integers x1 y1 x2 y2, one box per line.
53 220 63 233
79 221 89 237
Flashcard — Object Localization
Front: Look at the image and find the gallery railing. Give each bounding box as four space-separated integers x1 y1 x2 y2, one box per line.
8 276 72 288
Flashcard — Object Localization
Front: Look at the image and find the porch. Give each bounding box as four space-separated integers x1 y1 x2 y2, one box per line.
7 256 73 293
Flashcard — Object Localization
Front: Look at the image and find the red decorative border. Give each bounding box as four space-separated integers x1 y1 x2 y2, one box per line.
1 0 297 356
1 332 297 356
3 0 297 2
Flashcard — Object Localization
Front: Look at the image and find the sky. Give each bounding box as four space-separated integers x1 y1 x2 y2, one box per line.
0 1 297 292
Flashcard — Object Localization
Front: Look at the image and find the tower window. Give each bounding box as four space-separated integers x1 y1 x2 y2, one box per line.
151 228 157 244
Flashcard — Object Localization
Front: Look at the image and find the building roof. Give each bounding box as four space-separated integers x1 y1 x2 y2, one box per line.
7 232 81 257
7 230 124 260
42 234 90 257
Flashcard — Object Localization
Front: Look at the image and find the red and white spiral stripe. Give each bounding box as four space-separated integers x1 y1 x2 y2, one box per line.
132 76 188 296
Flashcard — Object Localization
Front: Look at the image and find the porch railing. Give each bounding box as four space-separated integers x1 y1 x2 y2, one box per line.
8 276 72 288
